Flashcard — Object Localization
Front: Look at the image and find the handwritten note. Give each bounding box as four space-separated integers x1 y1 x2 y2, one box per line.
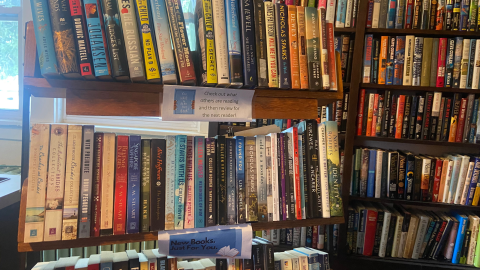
162 85 255 121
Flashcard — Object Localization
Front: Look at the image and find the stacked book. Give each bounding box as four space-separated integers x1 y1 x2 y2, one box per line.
23 120 343 243
347 202 480 267
363 36 480 89
366 0 480 30
356 90 480 143
351 147 480 205
30 0 346 90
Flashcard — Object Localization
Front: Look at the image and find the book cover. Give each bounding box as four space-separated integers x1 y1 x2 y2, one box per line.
212 0 230 86
225 0 244 87
174 135 187 229
459 0 470 30
467 39 476 88
445 37 456 87
164 136 175 230
91 133 103 238
387 0 397 27
386 36 396 85
216 136 227 225
326 0 338 91
265 2 278 88
412 37 424 86
99 133 115 236
256 135 268 221
378 36 389 84
305 7 322 90
318 124 331 218
453 37 464 88
126 135 140 234
297 6 309 89
78 125 94 239
275 3 292 89
436 38 447 87
253 0 268 88
226 138 237 224
113 135 129 235
393 36 406 85
405 0 415 27
195 0 218 86
422 92 434 140
69 0 94 79
194 137 206 228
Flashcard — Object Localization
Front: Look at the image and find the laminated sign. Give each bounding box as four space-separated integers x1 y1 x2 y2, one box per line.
157 224 252 258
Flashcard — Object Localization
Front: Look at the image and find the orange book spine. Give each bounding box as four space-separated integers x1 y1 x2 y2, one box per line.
378 36 389 84
296 6 309 89
371 94 379 136
288 6 300 89
395 95 406 138
326 23 337 90
366 93 375 136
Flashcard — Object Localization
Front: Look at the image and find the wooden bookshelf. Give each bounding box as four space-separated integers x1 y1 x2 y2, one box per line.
349 196 480 210
366 28 480 38
348 255 476 269
354 135 480 148
334 27 356 33
360 83 480 94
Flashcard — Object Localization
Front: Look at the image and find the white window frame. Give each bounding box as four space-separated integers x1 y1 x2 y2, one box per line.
0 5 23 124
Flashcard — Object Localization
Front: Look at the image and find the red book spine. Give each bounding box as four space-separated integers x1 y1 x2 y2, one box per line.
363 209 378 256
395 95 406 138
371 94 379 137
293 127 302 220
404 0 415 28
287 119 292 128
88 264 99 270
455 98 468 142
312 225 318 248
357 89 366 135
113 135 129 235
91 133 103 237
437 38 447 87
432 159 443 202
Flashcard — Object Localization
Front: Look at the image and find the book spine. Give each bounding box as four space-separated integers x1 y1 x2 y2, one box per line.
48 0 80 75
387 0 397 28
341 35 350 83
184 137 195 228
429 38 439 86
408 96 418 139
271 134 279 221
372 38 380 84
446 0 454 29
318 124 331 218
412 37 424 86
305 7 322 90
239 0 256 88
285 133 295 220
140 139 151 232
467 39 476 88
205 138 217 226
396 0 406 28
246 137 258 221
256 135 267 221
292 129 302 220
336 0 347 27
367 0 374 28
378 37 389 84
386 37 396 85
113 136 129 235
164 136 175 230
212 0 230 85
467 158 480 205
70 0 94 78
297 7 309 89
151 139 166 231
389 95 398 137
463 94 475 142
460 39 471 88
275 3 291 89
195 0 216 86
429 92 442 140
165 0 197 84
216 136 227 225
469 99 479 143
382 90 392 136
395 95 406 138
403 36 414 85
126 135 141 234
194 137 206 228
253 0 268 88
91 133 103 237
78 126 93 239
363 35 373 83
44 125 67 241
367 150 377 197
429 0 438 29
225 0 243 87
288 6 300 89
422 93 434 140
393 36 406 85
436 38 448 87
421 0 430 28
265 2 278 88
456 99 468 142
306 121 319 217
453 37 464 87
226 138 237 224
460 0 470 30
346 0 354 27
470 0 478 29
437 0 446 29
404 0 414 27
174 135 187 229
326 0 338 91
402 95 412 138
445 38 456 87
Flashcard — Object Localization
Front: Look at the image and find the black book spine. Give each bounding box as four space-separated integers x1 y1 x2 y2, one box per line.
240 0 257 88
341 92 349 132
422 92 434 140
101 0 129 78
313 121 322 217
445 38 455 87
405 155 415 200
253 0 268 87
113 261 129 270
382 90 392 137
158 257 167 270
408 95 418 139
397 154 406 199
389 153 398 199
216 136 227 225
402 95 412 139
70 0 95 78
428 219 448 259
381 152 388 198
252 243 263 270
306 121 319 217
388 95 397 137
206 138 217 226
436 98 446 141
427 158 436 202
150 139 166 231
346 39 354 83
413 156 423 201
385 214 397 257
433 220 454 259
275 3 291 89
362 92 370 136
341 35 350 81
372 210 384 256
280 228 287 245
283 133 293 220
423 220 442 258
415 96 425 139
371 38 380 84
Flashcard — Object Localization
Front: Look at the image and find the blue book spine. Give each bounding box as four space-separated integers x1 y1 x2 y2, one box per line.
386 36 396 84
387 0 397 28
275 3 291 89
235 136 246 223
466 157 480 205
452 213 469 264
395 0 406 28
30 0 59 76
286 228 293 245
335 36 342 54
467 39 476 89
460 0 470 30
469 99 479 143
226 138 237 225
367 150 377 197
393 36 405 85
127 135 141 234
405 157 415 200
174 135 187 229
336 0 347 27
101 262 113 270
445 38 456 87
298 136 305 219
363 34 373 83
194 136 205 228
225 0 243 87
452 37 464 88
275 119 283 130
274 260 281 270
239 0 257 88
83 0 110 77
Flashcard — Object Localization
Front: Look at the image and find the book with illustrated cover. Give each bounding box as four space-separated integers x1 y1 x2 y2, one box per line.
452 37 464 88
212 0 230 86
265 2 278 88
69 0 94 79
386 37 396 85
140 139 150 232
393 36 406 85
225 0 244 87
113 135 128 235
78 126 94 239
275 3 291 89
378 36 389 84
195 0 218 86
253 0 268 88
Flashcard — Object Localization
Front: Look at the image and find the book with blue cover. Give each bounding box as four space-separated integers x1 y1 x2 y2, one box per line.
460 0 470 30
194 136 205 228
127 135 141 234
387 0 397 28
367 150 377 198
386 37 396 85
226 138 237 225
466 157 480 205
235 136 246 223
335 0 347 27
225 0 244 87
469 99 479 143
452 37 464 88
395 0 406 28
174 135 187 229
393 36 406 85
452 212 469 264
466 39 476 89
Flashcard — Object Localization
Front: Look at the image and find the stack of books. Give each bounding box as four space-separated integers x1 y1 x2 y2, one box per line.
366 0 480 30
351 147 480 205
356 90 480 143
347 202 480 267
363 36 480 88
23 120 343 243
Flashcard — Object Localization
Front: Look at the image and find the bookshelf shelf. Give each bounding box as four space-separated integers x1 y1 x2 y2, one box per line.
334 27 356 33
354 135 480 148
349 196 480 210
348 255 476 269
365 28 480 38
360 83 480 94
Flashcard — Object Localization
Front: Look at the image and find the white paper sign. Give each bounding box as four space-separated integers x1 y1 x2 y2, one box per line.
161 85 255 121
157 224 252 258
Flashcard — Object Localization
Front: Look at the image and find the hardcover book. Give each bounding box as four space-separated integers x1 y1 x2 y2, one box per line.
393 36 406 85
305 7 322 90
288 6 300 89
126 135 141 234
253 0 268 88
78 125 94 239
113 135 129 235
297 6 309 89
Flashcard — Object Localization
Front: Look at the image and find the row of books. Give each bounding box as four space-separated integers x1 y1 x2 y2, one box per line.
334 0 359 28
363 36 480 89
356 90 480 143
335 35 355 83
30 0 343 90
347 202 480 267
351 147 480 205
366 0 480 30
24 121 343 243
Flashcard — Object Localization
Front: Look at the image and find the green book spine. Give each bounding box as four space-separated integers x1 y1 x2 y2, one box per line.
141 140 151 232
325 121 343 216
421 38 433 86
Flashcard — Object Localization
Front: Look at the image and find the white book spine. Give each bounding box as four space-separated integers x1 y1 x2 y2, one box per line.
403 35 414 86
460 162 475 205
184 137 195 228
266 136 273 222
100 133 116 232
443 160 455 203
300 227 307 247
387 153 392 198
447 157 461 203
375 151 383 198
257 135 267 220
372 0 381 28
62 125 83 240
262 229 271 241
44 125 67 242
397 231 408 258
473 41 480 89
378 211 391 257
411 215 429 259
454 156 470 204
431 92 442 119
271 133 279 221
460 39 471 89
211 0 230 86
345 0 353 27
391 215 404 258
467 216 480 265
293 227 301 247
318 124 331 218
165 135 176 230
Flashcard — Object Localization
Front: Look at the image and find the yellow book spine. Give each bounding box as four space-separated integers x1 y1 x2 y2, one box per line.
378 36 389 85
204 0 217 84
265 2 278 88
136 0 161 81
288 6 300 89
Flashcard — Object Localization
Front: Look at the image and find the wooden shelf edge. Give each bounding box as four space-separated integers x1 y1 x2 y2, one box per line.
348 255 475 269
334 27 356 33
354 135 480 148
350 196 480 210
365 28 480 38
360 83 479 94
